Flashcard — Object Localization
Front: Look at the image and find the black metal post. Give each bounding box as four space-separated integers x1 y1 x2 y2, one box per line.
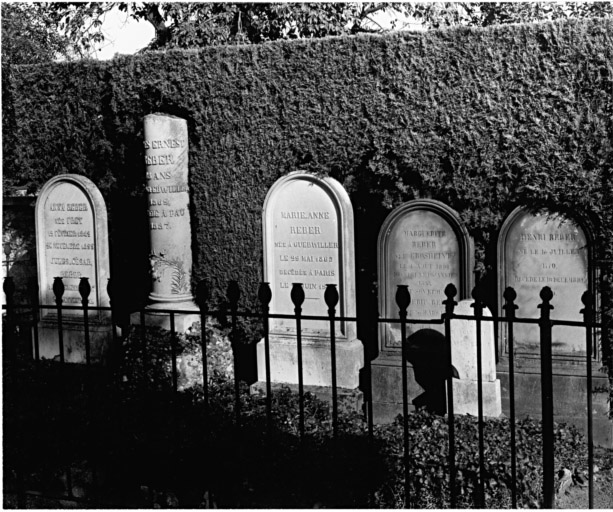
170 312 178 393
196 281 210 416
471 286 485 508
291 283 305 437
3 276 16 359
325 284 340 437
503 287 518 508
228 280 241 425
581 291 594 509
107 279 122 386
443 283 457 508
79 277 92 365
396 285 411 508
258 282 273 430
538 286 555 509
29 278 41 362
53 277 65 363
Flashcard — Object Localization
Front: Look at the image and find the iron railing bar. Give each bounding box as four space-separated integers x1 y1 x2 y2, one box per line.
327 297 339 438
170 312 178 393
503 287 519 509
473 294 485 508
3 303 603 329
538 287 555 508
581 292 594 509
396 285 411 509
443 284 457 508
139 310 147 389
294 291 305 438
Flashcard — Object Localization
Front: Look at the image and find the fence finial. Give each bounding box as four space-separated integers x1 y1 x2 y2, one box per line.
258 282 272 307
503 286 518 317
324 284 339 310
52 277 65 304
538 286 554 319
395 285 411 313
443 283 457 315
291 283 305 309
471 284 485 317
79 277 91 302
580 290 593 318
3 276 15 300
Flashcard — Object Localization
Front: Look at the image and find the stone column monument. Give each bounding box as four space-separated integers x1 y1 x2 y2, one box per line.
141 113 198 330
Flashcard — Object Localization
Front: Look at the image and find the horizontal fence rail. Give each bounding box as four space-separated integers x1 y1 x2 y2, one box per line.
2 276 603 509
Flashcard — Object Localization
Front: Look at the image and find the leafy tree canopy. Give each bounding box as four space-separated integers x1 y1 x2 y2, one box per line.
1 2 73 65
3 2 612 63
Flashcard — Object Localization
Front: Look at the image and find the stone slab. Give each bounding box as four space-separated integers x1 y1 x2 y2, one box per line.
497 370 612 448
261 172 362 388
377 199 473 353
35 175 110 318
34 319 112 364
144 113 196 307
35 174 112 363
498 207 594 360
256 336 363 389
452 379 502 417
450 300 497 382
263 172 356 340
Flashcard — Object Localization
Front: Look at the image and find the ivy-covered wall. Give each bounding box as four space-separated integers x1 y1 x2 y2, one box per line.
4 18 613 364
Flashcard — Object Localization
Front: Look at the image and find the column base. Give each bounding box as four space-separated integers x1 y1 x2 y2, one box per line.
130 301 200 333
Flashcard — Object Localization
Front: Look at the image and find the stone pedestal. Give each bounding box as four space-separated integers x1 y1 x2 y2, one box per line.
139 113 198 332
450 300 502 417
256 337 363 389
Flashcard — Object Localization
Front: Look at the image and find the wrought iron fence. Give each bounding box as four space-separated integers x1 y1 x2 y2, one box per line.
2 275 601 508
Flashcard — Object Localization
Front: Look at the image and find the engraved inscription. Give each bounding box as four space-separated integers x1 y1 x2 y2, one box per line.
504 211 589 355
42 187 97 311
383 209 462 345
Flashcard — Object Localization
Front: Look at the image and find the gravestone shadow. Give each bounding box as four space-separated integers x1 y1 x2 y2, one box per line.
406 329 457 415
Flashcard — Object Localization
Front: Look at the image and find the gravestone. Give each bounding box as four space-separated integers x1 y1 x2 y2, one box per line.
372 199 474 421
451 300 501 417
135 113 198 331
257 172 363 389
497 207 610 446
35 174 112 362
498 207 593 359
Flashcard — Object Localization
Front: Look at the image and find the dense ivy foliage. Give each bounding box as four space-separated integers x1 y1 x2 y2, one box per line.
4 18 612 366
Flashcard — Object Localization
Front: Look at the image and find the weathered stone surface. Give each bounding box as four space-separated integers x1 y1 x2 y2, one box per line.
451 300 497 381
35 174 111 362
372 199 473 420
135 113 198 331
258 172 362 388
498 370 611 448
144 113 194 308
498 207 593 359
377 199 473 350
450 300 501 417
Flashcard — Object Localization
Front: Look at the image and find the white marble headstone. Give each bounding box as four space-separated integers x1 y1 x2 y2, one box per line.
35 174 111 362
258 172 362 389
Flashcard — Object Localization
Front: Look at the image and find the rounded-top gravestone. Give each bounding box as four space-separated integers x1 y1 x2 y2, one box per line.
35 174 111 362
258 171 362 389
497 206 595 360
35 174 110 318
377 199 473 352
